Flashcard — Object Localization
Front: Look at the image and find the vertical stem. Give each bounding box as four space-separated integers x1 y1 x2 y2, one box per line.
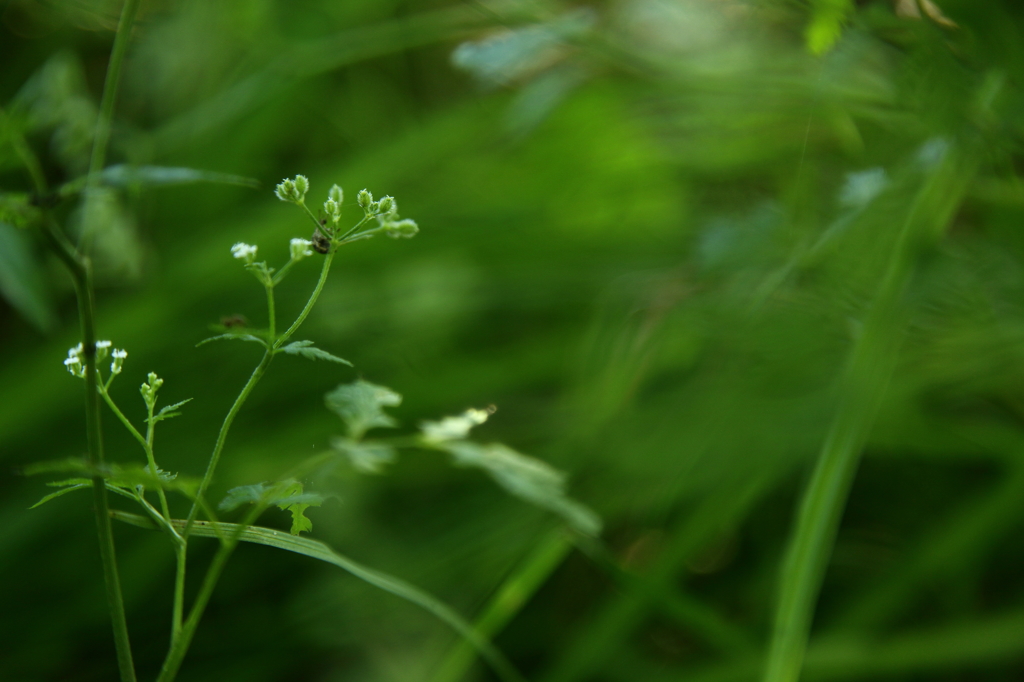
266 284 276 341
45 216 137 682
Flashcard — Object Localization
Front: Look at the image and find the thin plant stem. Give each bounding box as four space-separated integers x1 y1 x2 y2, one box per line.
44 220 137 681
275 249 336 346
156 504 266 682
266 284 276 341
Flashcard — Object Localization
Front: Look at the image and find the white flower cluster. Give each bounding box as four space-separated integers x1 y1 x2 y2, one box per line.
231 242 258 262
63 341 127 378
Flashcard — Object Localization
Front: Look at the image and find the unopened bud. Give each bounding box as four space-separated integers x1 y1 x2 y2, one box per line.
357 188 372 210
328 184 343 205
377 196 394 215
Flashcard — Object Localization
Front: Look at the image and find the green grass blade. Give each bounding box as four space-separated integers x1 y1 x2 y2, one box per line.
111 511 527 682
430 528 573 682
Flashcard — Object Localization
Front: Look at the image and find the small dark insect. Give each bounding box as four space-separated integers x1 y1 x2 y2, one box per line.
220 314 248 328
311 228 331 254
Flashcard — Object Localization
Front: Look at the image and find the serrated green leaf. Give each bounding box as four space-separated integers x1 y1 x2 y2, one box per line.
23 458 197 497
277 340 352 366
219 479 324 534
196 333 267 348
441 442 602 536
148 398 193 424
330 437 397 473
0 222 57 332
325 380 402 439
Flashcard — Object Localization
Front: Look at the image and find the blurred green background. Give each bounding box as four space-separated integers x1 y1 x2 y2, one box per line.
4 0 1024 680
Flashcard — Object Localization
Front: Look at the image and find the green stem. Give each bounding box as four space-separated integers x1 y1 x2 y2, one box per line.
265 284 276 341
183 349 275 536
87 0 142 187
99 385 174 527
157 505 266 682
275 250 336 347
145 392 174 527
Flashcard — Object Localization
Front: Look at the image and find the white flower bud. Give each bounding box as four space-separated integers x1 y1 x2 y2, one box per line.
293 175 309 200
111 348 127 375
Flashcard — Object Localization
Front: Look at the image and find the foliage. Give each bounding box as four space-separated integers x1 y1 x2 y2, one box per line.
4 1 1024 682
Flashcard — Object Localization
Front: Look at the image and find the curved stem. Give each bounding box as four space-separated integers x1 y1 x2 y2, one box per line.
183 349 275 537
274 250 335 346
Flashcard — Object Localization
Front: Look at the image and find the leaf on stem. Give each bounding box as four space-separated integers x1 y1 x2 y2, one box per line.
277 340 352 366
440 442 602 536
325 380 402 439
23 458 198 497
147 398 193 424
330 437 397 473
196 333 267 348
29 479 91 508
219 479 325 535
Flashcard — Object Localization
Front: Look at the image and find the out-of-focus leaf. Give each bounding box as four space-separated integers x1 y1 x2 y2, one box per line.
451 9 595 86
58 165 259 196
805 0 855 55
277 340 352 365
23 458 198 497
0 222 56 332
330 437 397 474
74 188 143 280
325 380 402 439
441 441 601 536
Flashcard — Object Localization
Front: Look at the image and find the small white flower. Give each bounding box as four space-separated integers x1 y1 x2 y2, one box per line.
231 242 258 262
63 354 85 378
111 348 127 375
290 238 313 260
96 340 112 349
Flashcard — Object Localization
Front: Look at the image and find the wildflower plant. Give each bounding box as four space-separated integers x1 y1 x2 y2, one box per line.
24 171 597 682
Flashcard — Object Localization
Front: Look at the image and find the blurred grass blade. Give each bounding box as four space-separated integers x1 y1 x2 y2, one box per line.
762 147 975 682
111 510 527 682
805 0 855 55
431 529 573 682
